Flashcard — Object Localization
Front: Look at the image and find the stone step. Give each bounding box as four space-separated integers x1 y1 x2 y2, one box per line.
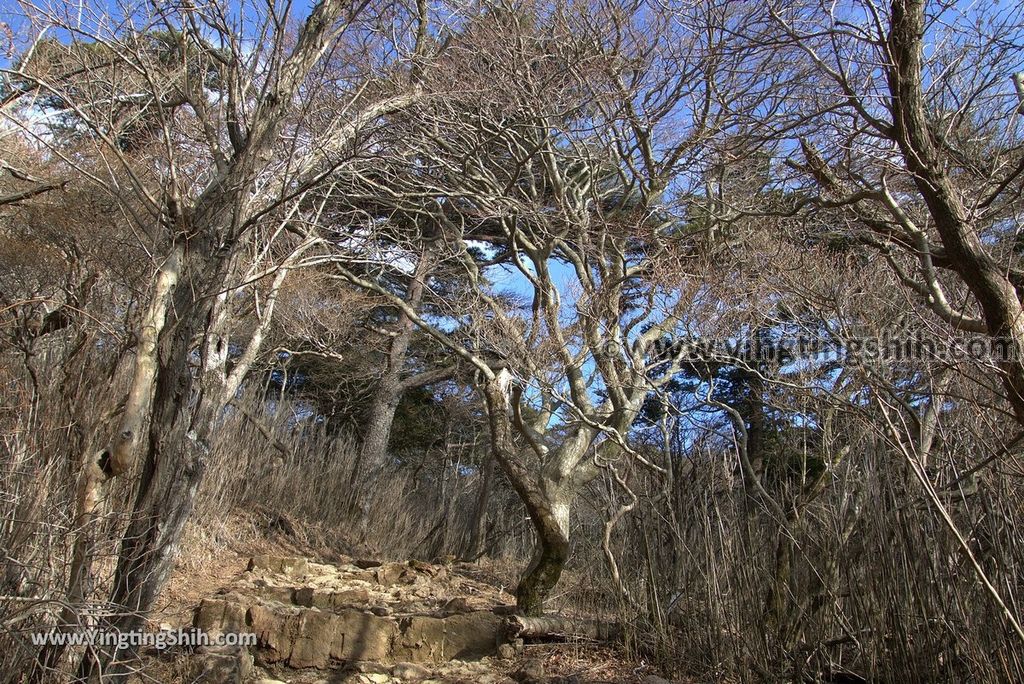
247 556 437 587
195 597 510 669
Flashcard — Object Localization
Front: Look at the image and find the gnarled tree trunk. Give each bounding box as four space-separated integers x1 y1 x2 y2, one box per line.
479 373 605 616
78 242 225 678
514 481 573 616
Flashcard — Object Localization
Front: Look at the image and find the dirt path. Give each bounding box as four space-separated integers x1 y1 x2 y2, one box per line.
141 548 662 684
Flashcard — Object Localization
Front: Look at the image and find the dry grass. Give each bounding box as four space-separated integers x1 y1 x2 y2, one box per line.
4 344 1024 683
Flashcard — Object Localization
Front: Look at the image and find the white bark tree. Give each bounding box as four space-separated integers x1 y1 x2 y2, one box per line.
327 0 772 614
3 0 425 672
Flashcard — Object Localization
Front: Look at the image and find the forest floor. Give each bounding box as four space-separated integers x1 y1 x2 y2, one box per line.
127 510 670 684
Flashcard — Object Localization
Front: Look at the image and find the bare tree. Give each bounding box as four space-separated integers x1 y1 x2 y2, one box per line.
327 0 775 614
747 0 1024 423
2 0 427 672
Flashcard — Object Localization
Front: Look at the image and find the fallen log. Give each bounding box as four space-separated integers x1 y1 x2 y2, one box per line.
506 614 622 641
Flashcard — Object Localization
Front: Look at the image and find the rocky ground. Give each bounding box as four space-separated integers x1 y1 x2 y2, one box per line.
138 547 673 684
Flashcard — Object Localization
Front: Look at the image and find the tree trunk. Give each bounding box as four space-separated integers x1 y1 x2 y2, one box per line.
745 370 766 478
515 483 572 616
359 383 402 475
487 375 569 613
350 381 400 534
479 373 610 617
351 251 436 532
889 0 1024 424
77 246 223 679
508 614 621 641
358 249 434 473
766 529 796 645
462 453 494 561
